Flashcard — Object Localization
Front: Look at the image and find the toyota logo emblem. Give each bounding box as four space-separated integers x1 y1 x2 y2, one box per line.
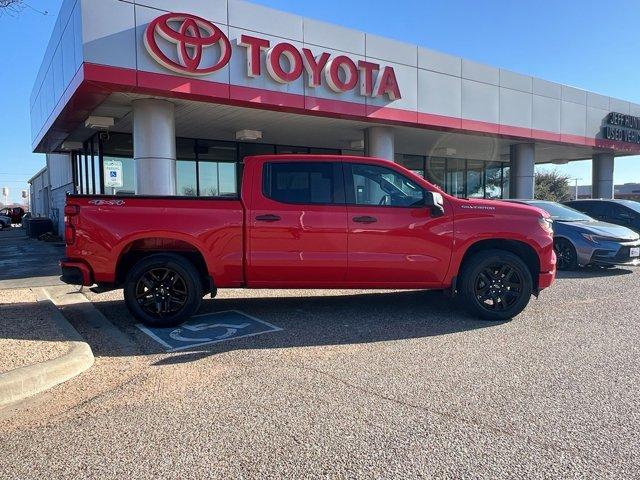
144 13 231 76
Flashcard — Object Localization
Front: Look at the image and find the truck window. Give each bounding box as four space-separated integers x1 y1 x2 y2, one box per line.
347 163 425 207
263 162 342 205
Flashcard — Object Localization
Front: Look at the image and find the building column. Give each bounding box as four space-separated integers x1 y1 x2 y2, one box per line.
365 126 395 161
133 98 176 195
509 143 535 199
592 153 614 199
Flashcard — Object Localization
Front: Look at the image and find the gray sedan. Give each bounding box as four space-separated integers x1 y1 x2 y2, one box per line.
508 200 640 270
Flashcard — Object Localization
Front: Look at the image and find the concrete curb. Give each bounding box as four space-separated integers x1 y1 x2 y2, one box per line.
0 290 94 408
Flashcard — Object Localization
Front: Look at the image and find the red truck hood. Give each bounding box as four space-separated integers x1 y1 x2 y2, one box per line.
452 197 548 218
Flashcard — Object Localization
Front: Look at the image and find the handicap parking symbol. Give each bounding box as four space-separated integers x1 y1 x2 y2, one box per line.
137 310 282 352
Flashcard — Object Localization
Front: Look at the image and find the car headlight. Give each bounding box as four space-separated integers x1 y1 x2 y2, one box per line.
581 233 616 244
538 217 553 235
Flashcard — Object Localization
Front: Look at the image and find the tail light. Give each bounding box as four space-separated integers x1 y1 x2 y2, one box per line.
64 204 79 245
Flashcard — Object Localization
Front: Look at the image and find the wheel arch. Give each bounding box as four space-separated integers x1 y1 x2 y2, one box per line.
115 237 213 293
458 239 541 290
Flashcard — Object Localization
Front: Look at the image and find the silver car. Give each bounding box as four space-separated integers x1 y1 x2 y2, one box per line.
509 200 640 270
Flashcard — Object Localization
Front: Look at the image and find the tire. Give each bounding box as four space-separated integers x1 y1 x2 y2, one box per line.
124 253 202 328
460 249 533 321
553 238 578 271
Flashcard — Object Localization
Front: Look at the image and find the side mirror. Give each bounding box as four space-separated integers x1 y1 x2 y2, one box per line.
425 191 445 217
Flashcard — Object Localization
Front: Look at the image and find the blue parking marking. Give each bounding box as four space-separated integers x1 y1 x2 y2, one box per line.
136 310 282 352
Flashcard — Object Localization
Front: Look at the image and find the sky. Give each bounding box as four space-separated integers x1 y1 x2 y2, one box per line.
0 0 639 204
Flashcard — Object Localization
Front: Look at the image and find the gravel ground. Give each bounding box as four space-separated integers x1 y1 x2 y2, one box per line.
0 288 70 373
0 267 638 479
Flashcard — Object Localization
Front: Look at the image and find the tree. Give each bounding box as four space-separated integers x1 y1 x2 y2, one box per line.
534 170 572 202
0 0 23 15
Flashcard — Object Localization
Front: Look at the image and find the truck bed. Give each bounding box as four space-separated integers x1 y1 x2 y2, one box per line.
64 195 245 286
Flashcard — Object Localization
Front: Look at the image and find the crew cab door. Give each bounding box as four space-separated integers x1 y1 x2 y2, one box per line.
246 159 348 286
344 161 453 286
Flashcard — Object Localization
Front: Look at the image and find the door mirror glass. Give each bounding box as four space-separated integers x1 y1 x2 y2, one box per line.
425 191 445 216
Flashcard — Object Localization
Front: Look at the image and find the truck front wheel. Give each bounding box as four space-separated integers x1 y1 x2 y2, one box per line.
124 254 202 328
459 249 533 321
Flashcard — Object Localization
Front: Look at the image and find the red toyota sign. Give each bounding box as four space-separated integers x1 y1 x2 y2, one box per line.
144 13 401 101
144 13 231 75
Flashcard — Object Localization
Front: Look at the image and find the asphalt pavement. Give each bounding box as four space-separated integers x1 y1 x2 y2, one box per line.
0 228 64 289
0 267 638 479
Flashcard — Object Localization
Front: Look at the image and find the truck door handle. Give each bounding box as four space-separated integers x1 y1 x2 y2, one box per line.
255 214 281 222
352 216 378 224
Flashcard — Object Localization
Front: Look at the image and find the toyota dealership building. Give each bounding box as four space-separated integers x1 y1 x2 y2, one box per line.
29 0 640 235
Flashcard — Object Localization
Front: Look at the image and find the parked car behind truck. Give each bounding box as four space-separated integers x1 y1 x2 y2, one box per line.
564 199 640 234
61 155 556 327
509 200 640 270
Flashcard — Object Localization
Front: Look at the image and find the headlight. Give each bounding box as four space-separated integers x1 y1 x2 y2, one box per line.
538 217 553 235
581 233 616 243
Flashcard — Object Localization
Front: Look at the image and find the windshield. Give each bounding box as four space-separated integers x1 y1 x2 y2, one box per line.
527 201 594 222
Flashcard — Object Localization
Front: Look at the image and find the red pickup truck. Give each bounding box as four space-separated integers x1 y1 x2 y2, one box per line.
61 155 555 327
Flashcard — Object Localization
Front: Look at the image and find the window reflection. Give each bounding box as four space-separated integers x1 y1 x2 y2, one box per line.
177 161 197 196
467 160 484 198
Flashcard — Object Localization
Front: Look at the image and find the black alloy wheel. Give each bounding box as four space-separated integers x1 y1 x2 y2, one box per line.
473 262 522 312
460 249 533 321
124 254 202 327
135 267 188 318
554 238 578 271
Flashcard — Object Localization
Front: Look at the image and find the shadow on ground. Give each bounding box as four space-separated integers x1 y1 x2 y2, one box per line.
555 266 635 280
152 290 503 366
1 289 505 364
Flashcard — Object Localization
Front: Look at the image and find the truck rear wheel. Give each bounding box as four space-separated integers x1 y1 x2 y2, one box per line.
124 254 202 328
460 249 533 321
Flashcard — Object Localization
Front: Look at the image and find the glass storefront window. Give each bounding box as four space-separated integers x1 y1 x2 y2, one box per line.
396 154 425 178
198 162 218 196
84 133 511 201
426 157 446 191
74 153 82 193
239 143 275 161
218 163 237 196
308 147 341 155
101 156 135 195
467 160 484 198
446 158 465 197
177 161 197 196
198 140 237 162
85 153 94 194
502 165 510 199
92 136 101 194
102 133 135 195
485 162 504 199
276 145 310 154
176 138 197 196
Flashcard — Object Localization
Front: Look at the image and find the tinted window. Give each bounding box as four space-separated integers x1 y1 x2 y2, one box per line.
263 162 341 205
568 201 605 217
527 202 593 221
348 163 424 207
